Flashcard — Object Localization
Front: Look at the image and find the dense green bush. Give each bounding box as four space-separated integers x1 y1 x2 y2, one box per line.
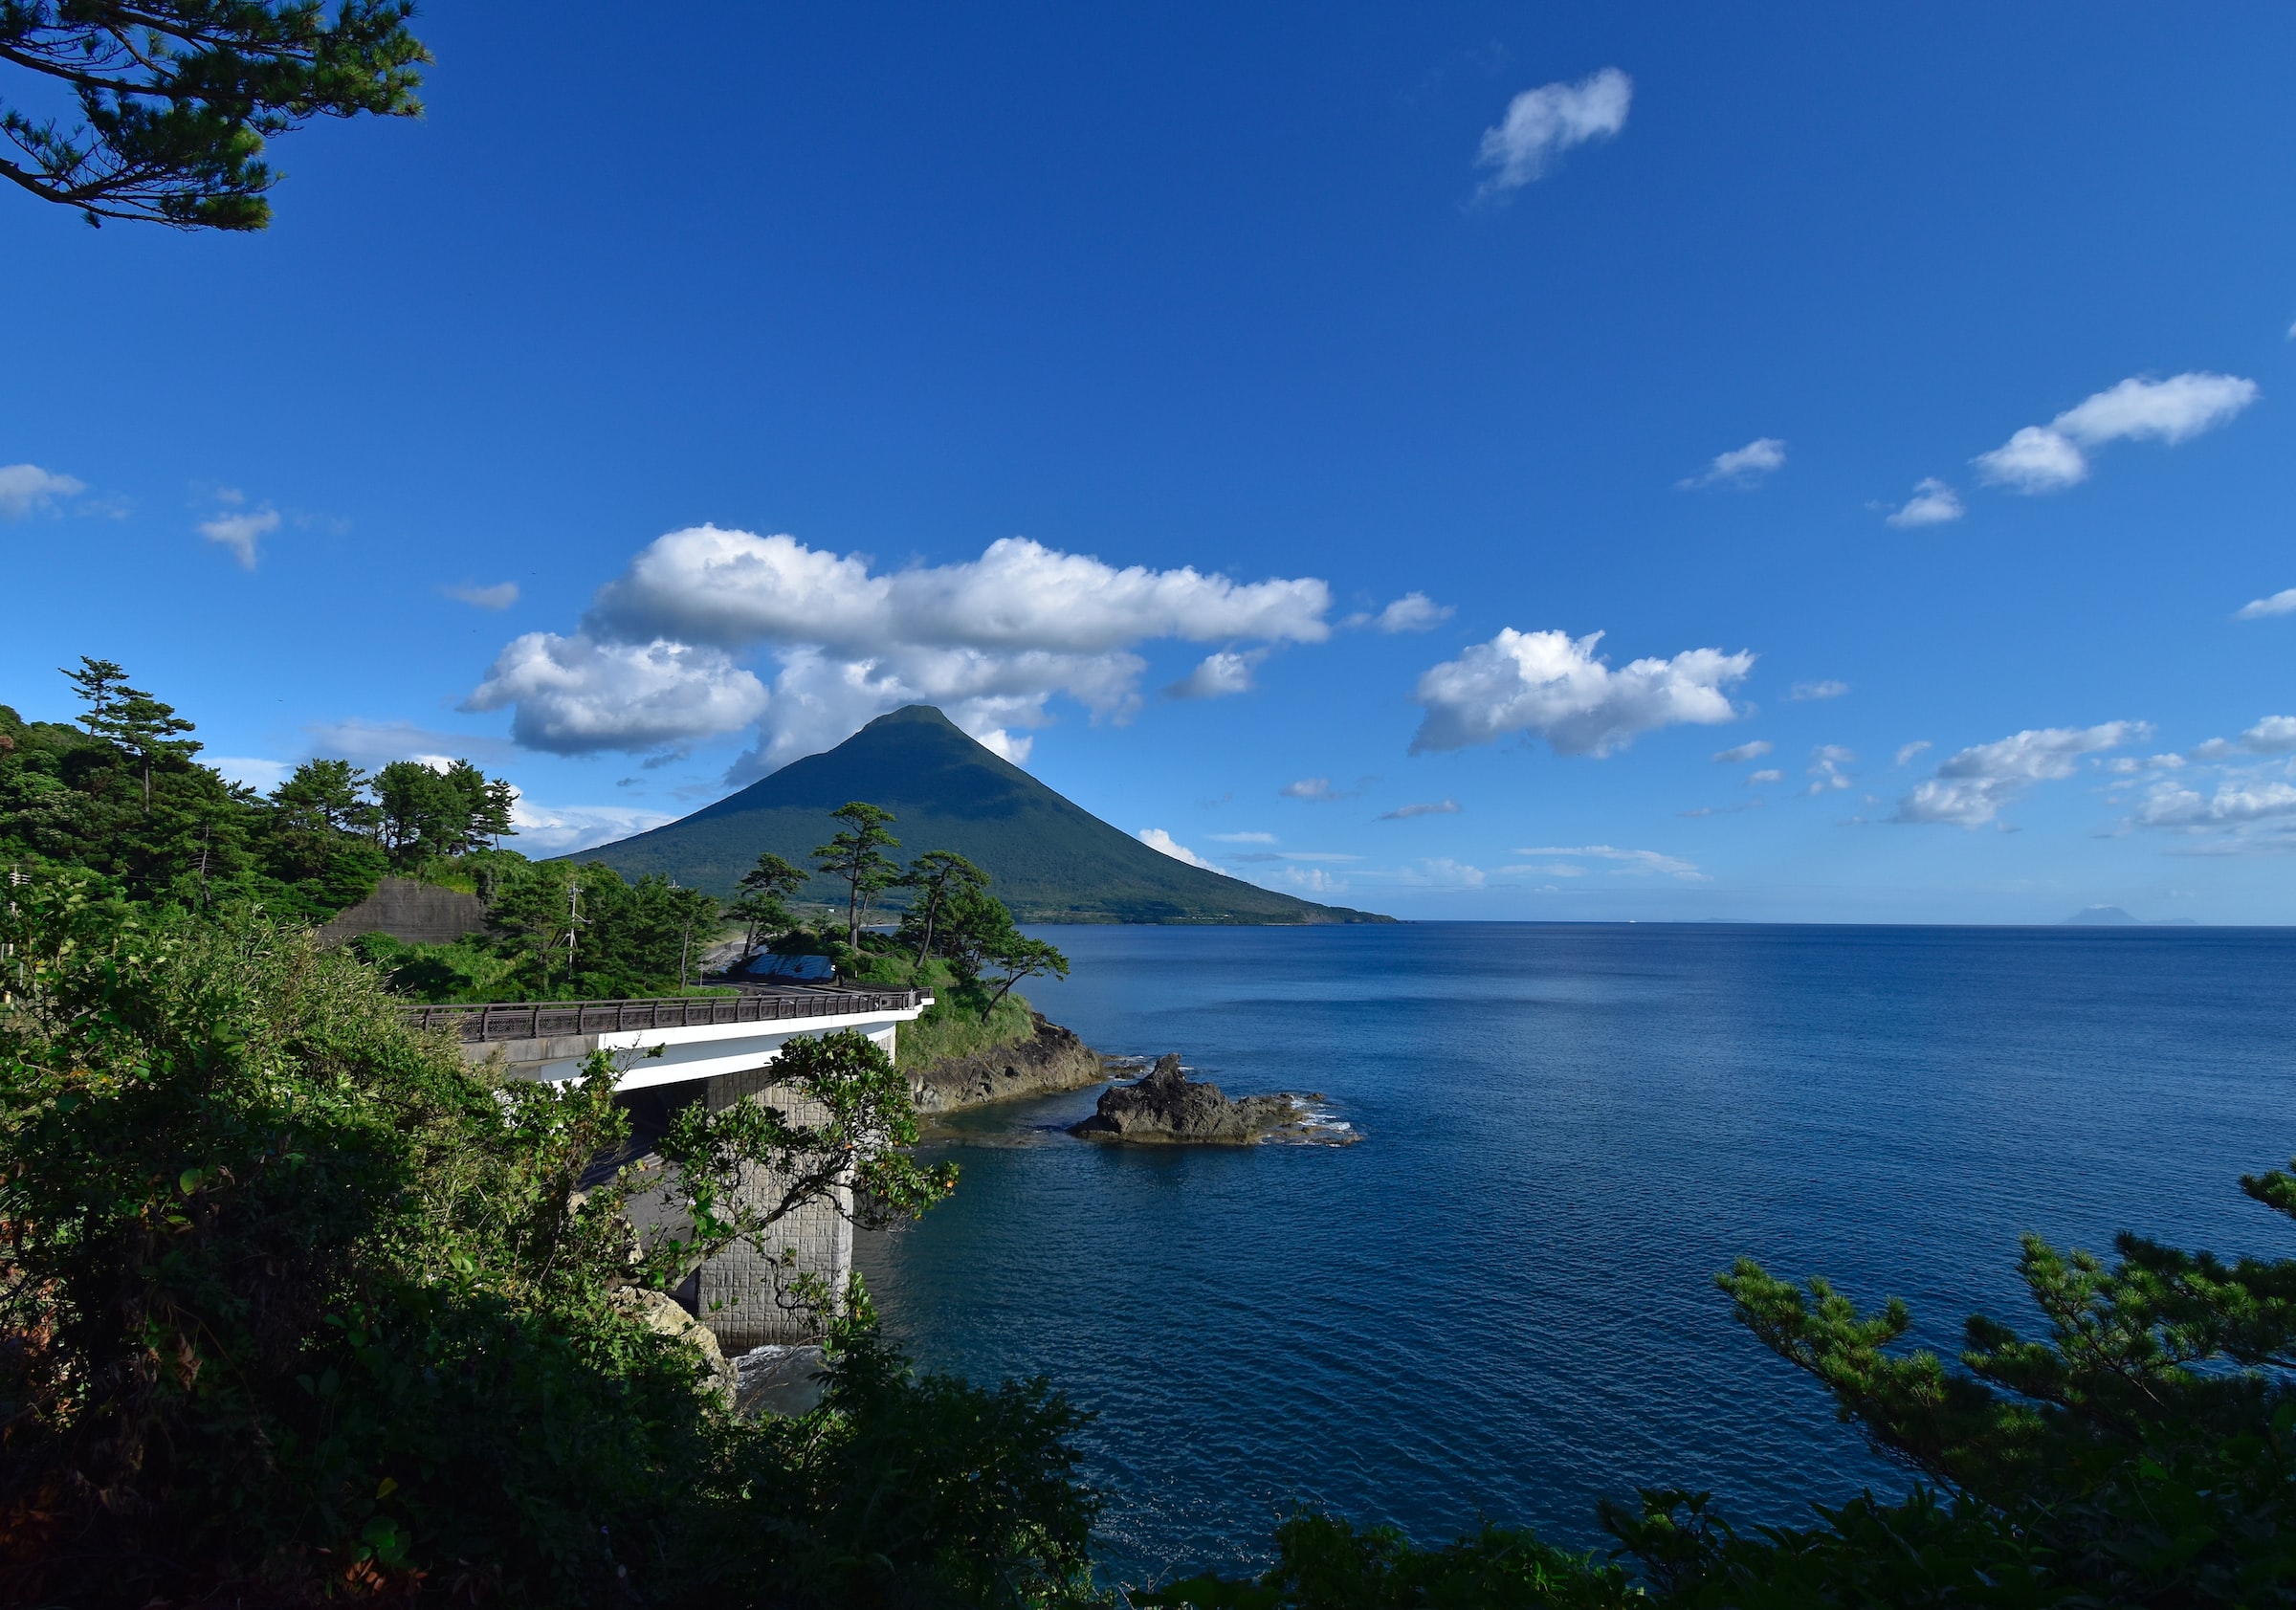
0 876 1096 1607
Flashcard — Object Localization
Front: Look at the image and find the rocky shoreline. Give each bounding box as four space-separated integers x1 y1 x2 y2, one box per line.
907 1010 1115 1114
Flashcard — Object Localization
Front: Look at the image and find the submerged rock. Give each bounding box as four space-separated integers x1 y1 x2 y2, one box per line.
1068 1053 1335 1145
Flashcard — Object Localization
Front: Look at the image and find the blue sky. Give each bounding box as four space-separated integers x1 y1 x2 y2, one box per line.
7 3 2295 922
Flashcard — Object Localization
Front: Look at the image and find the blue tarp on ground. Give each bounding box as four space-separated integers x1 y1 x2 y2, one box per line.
743 952 837 982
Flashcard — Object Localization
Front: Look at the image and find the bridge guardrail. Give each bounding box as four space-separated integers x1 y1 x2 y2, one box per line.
400 988 929 1043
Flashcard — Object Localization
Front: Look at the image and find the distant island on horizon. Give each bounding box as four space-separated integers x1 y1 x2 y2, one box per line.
568 704 1393 926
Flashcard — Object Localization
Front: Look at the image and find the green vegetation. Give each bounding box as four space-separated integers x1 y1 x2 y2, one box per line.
13 680 2295 1607
0 879 1095 1605
576 704 1394 924
814 799 902 947
1 0 429 230
5 663 737 1003
1 660 404 924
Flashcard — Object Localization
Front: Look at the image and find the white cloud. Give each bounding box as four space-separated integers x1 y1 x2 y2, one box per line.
1207 830 1277 844
1886 477 1965 528
1895 740 1932 767
0 463 84 518
1806 744 1855 793
1473 67 1631 197
305 718 513 768
2241 716 2296 754
1380 799 1461 820
1514 844 1706 880
446 581 520 610
1262 864 1350 894
2183 717 2296 763
2234 587 2296 621
1164 649 1264 699
1409 628 1753 757
475 526 1333 771
511 798 677 855
2137 778 2296 829
1138 827 1218 870
1346 591 1453 633
466 634 771 754
1893 720 2150 827
1749 768 1782 784
1712 739 1773 763
199 505 280 568
1679 437 1786 490
1975 372 2259 494
1790 680 1848 701
210 756 292 791
1281 777 1365 802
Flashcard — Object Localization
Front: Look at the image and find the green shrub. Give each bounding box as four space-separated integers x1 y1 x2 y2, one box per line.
0 873 1096 1607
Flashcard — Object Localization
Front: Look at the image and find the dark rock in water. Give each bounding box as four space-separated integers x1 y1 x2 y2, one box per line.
734 1343 828 1418
911 1011 1109 1113
1069 1053 1327 1145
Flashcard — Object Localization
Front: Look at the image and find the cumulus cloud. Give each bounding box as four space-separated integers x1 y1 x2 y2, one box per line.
2137 777 2296 830
1409 628 1753 757
0 463 84 518
199 504 280 568
1895 740 1932 767
1514 844 1706 880
1163 649 1265 700
1138 827 1218 870
1886 477 1965 528
2183 717 2296 762
512 798 677 855
1712 739 1773 763
470 525 1333 771
1893 720 2150 827
1380 799 1461 820
1749 768 1782 784
1974 372 2259 494
446 581 520 610
468 634 771 754
2234 588 2296 621
1473 67 1631 197
1790 679 1848 701
1344 592 1454 632
1679 437 1786 490
2241 716 2296 754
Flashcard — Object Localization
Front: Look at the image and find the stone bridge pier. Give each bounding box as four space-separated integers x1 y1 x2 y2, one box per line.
416 989 930 1349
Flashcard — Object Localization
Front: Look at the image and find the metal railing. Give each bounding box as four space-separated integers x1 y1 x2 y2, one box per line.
399 987 930 1043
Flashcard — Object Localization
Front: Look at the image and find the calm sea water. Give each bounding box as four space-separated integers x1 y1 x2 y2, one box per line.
852 923 2296 1578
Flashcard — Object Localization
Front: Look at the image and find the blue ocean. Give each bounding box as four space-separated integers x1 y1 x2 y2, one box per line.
852 923 2296 1578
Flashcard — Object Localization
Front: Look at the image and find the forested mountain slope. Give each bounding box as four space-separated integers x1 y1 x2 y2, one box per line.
571 706 1390 924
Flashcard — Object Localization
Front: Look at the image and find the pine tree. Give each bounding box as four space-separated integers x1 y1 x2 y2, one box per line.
812 802 899 950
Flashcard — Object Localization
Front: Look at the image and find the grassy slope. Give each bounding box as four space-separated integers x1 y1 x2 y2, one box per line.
570 706 1392 925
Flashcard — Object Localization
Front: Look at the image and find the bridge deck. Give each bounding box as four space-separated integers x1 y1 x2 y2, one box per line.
400 986 930 1044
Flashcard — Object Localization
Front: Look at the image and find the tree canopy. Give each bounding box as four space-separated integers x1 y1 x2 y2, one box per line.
0 878 1088 1605
0 0 429 229
812 799 899 950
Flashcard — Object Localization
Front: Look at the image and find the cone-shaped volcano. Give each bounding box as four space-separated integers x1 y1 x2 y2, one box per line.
570 706 1391 924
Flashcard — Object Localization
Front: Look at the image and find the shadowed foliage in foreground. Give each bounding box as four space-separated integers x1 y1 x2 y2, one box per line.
0 876 1094 1606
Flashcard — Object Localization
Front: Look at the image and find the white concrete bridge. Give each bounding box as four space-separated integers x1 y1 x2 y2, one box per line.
407 985 933 1348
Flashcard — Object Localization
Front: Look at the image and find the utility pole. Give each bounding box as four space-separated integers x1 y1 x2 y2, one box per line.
564 876 583 992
